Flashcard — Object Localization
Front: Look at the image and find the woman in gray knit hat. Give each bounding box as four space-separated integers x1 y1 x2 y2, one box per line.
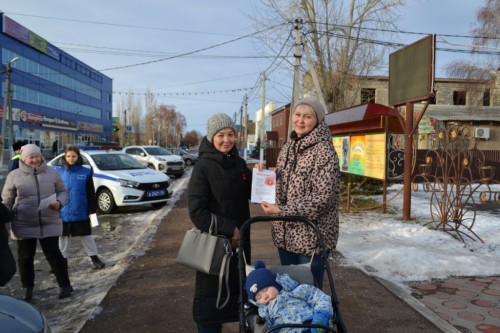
2 144 73 300
258 96 340 289
187 112 252 332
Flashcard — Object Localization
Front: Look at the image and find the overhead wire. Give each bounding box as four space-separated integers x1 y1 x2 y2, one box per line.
5 12 498 102
98 23 288 71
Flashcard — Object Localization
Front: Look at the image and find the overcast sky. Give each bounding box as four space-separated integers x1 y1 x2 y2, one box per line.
1 0 485 134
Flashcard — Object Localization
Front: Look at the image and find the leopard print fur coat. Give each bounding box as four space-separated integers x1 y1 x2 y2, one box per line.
272 120 340 256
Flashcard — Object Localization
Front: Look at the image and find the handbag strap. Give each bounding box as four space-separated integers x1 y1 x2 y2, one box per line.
209 214 217 235
215 241 232 310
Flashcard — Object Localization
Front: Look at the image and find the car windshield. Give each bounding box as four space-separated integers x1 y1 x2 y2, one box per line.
144 147 172 155
91 153 147 170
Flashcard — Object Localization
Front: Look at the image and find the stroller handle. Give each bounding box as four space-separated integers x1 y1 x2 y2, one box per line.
237 215 327 255
237 215 338 333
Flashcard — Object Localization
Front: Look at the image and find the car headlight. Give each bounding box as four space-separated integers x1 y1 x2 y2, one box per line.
118 179 140 188
156 157 166 162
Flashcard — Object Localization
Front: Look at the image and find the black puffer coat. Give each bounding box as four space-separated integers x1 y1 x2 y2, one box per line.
187 137 252 324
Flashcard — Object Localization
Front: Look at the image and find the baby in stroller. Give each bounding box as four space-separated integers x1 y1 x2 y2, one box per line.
245 260 333 332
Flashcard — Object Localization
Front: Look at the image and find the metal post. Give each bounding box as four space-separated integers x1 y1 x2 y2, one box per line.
238 106 243 151
1 58 18 167
289 18 303 135
124 109 127 146
403 102 414 220
260 71 266 164
0 64 9 167
243 94 248 160
302 36 327 111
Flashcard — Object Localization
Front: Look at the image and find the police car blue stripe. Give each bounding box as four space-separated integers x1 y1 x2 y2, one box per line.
93 173 118 181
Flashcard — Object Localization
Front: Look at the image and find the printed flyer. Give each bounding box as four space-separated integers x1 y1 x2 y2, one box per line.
251 168 276 204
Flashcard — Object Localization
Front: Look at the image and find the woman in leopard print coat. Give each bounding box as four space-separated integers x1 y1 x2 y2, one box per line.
261 97 340 288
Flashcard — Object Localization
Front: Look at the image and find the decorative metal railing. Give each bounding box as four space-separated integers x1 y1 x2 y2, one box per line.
412 122 499 242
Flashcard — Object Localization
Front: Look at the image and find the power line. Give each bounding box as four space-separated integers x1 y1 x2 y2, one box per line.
5 12 242 37
99 23 288 71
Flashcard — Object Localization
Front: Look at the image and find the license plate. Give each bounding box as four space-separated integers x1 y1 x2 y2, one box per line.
146 189 166 197
171 166 182 170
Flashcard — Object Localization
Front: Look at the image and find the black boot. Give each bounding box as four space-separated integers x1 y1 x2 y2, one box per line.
58 286 73 299
90 255 105 269
24 288 33 301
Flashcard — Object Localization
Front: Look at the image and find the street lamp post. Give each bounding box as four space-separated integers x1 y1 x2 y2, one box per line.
0 57 20 167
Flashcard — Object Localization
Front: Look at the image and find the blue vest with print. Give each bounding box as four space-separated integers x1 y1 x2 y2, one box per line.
57 165 91 222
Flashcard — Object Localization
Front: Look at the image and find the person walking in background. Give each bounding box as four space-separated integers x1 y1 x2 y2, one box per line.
53 147 105 270
258 96 340 288
7 140 24 173
0 198 16 287
1 144 72 300
187 113 252 333
52 140 58 157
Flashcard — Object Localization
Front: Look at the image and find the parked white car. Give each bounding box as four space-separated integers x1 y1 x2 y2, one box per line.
48 150 173 214
122 146 185 177
164 147 199 166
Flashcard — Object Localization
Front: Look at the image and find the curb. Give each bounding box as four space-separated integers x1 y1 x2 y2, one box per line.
374 277 461 333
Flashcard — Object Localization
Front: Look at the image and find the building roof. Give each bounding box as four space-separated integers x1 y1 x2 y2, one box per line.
325 103 404 134
414 105 500 122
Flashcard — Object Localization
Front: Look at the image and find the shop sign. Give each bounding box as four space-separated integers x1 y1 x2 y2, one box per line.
42 115 76 130
77 121 103 133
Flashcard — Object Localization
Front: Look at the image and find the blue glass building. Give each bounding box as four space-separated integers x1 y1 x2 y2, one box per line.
0 13 112 158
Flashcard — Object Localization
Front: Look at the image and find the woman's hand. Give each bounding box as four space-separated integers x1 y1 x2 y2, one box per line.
254 164 277 172
261 201 281 215
231 227 239 250
254 163 264 171
48 201 61 210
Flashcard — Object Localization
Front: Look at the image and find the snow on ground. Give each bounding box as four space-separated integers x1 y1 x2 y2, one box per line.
0 176 190 333
1 175 499 332
337 183 500 291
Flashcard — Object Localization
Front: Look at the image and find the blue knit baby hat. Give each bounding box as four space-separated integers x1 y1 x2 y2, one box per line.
245 260 281 301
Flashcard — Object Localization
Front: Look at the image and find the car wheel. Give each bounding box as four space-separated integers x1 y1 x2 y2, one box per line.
151 202 167 209
185 159 193 166
97 189 117 214
147 164 156 170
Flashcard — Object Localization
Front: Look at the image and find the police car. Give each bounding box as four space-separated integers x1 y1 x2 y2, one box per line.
48 150 173 214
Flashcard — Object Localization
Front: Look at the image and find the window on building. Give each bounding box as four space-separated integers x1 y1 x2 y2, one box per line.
361 88 376 103
453 91 467 105
483 90 490 106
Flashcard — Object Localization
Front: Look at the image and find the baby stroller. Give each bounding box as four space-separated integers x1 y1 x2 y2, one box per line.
237 215 347 333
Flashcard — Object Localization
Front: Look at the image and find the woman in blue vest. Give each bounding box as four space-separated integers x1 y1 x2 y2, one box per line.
55 146 105 270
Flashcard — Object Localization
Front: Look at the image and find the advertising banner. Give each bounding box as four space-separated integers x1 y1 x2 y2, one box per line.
333 133 387 180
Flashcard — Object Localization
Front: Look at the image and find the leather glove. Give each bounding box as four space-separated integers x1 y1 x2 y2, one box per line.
311 311 330 333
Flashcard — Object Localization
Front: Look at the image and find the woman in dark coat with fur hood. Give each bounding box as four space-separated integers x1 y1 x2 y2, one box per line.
187 113 252 333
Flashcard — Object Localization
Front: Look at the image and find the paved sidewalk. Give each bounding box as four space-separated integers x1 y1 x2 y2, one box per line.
79 190 444 333
409 277 500 332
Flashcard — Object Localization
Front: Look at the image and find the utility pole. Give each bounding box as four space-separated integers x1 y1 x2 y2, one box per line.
302 37 327 111
260 71 266 164
243 94 248 160
289 19 303 135
238 106 243 152
124 109 127 146
0 57 19 167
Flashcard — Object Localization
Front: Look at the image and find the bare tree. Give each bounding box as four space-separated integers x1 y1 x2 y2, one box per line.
251 0 406 112
471 0 500 52
154 104 187 147
446 0 500 108
144 89 157 145
182 130 203 148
